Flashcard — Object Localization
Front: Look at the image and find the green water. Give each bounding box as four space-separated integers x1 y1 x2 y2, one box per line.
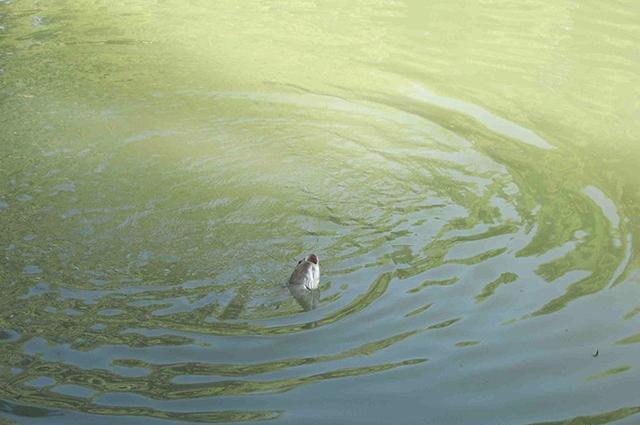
1 1 639 424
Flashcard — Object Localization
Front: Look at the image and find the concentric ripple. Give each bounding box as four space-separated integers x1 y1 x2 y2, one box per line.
1 86 636 424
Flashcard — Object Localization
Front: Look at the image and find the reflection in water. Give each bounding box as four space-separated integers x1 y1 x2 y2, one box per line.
1 0 639 424
288 285 320 312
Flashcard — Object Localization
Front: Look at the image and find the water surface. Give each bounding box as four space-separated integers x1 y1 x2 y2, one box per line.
1 1 640 424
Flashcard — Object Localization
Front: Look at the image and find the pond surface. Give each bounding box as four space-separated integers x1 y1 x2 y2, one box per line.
1 1 640 424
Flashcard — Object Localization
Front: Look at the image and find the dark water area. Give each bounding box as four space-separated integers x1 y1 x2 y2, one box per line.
1 1 639 424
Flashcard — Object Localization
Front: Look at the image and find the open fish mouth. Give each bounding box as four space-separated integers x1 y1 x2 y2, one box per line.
307 254 319 265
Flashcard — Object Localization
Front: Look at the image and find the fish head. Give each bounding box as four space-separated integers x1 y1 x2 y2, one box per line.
289 254 320 289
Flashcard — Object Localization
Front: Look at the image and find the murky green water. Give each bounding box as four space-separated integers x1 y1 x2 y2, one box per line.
1 1 640 424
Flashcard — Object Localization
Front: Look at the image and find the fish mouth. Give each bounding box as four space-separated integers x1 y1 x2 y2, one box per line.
307 254 319 265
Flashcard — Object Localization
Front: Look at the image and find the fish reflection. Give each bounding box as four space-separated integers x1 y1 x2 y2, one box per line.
288 284 320 311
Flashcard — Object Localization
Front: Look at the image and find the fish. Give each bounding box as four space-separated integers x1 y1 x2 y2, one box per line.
288 254 320 290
